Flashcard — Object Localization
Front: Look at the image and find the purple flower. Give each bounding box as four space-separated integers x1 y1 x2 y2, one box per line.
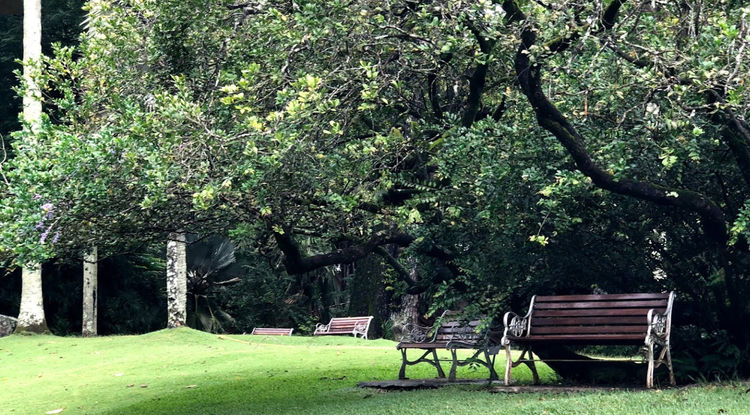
41 202 54 219
52 231 60 244
40 228 50 244
34 220 45 230
33 193 42 200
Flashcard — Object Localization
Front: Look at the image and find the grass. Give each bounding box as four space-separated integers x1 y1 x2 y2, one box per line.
0 328 747 414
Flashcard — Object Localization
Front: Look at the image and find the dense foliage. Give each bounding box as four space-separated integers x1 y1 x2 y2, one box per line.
1 0 749 380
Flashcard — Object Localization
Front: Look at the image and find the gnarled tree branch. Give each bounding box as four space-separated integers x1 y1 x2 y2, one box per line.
503 0 728 243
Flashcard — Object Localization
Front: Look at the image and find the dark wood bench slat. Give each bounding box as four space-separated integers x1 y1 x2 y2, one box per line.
534 300 668 309
530 325 646 335
506 334 646 343
535 293 670 301
533 316 647 325
533 308 666 317
398 341 450 349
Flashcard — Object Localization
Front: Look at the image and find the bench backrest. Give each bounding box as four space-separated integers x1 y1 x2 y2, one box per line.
251 327 293 336
435 314 485 344
529 293 672 339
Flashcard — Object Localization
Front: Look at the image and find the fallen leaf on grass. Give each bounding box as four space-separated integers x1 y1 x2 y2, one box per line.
126 384 135 388
185 385 198 389
45 409 64 414
113 373 123 377
140 384 148 388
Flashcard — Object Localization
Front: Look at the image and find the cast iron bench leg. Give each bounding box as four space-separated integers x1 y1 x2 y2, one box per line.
399 349 408 380
449 349 458 381
433 349 446 378
485 348 499 381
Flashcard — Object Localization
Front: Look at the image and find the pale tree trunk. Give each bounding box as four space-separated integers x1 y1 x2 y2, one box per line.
79 0 102 339
82 247 98 336
15 0 48 335
15 265 48 333
22 0 41 119
166 232 187 328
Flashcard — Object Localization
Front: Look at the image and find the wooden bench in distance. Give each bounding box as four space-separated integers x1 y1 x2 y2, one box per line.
501 292 675 388
251 327 294 336
314 316 373 339
397 311 500 381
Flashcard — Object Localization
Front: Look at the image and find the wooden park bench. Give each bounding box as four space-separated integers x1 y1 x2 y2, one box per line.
314 316 373 340
251 327 294 336
501 292 675 388
396 311 500 381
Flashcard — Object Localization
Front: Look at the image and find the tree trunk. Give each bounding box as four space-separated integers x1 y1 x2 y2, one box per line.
22 0 41 121
15 264 48 333
82 247 98 336
15 0 47 335
166 231 187 328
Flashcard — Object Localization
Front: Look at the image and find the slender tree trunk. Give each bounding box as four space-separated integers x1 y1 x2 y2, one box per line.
82 247 98 336
15 265 48 333
15 0 47 335
166 232 187 328
22 0 41 119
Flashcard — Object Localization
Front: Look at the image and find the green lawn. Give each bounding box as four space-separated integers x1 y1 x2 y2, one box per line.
0 328 747 414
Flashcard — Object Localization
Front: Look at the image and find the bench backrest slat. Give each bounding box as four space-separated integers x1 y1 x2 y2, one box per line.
536 293 668 301
533 316 646 325
531 325 647 335
534 300 668 309
533 308 666 317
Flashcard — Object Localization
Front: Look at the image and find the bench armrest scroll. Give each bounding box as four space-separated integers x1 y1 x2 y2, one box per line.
502 311 530 344
314 322 329 334
646 309 669 345
646 291 674 345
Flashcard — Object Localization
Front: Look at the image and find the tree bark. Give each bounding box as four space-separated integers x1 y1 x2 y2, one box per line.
15 264 48 333
166 231 187 328
273 228 414 275
82 247 98 336
21 0 41 121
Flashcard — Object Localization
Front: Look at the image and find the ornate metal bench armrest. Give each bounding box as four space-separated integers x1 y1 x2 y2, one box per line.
353 320 369 335
646 309 670 345
315 322 329 333
502 311 530 344
400 323 436 343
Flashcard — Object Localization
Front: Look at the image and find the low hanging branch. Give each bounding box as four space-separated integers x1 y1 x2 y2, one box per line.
273 227 415 275
502 0 729 244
